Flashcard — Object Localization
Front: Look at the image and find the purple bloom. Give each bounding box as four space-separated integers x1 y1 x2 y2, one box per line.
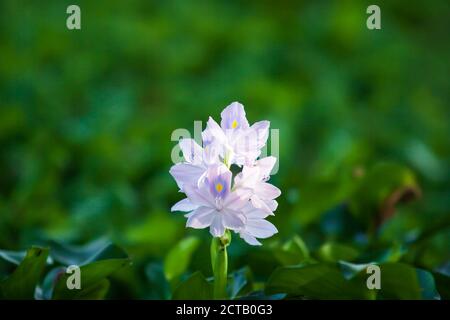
170 102 280 245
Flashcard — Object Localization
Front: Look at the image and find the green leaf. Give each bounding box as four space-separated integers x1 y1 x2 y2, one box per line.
52 258 131 299
146 263 171 299
339 262 440 299
0 248 53 266
316 242 359 263
339 262 440 300
237 291 286 300
163 236 200 284
273 235 311 265
228 267 253 299
0 247 49 299
172 271 213 300
0 250 26 265
265 263 371 299
38 267 66 300
338 261 372 280
377 263 439 300
75 279 110 299
47 238 128 266
432 272 450 300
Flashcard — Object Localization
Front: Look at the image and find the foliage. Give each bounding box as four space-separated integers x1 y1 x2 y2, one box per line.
0 240 130 299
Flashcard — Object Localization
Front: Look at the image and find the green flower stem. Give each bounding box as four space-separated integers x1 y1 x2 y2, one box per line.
211 230 231 299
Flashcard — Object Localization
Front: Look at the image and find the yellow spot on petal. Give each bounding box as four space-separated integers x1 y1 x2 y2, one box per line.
231 119 238 129
215 183 223 193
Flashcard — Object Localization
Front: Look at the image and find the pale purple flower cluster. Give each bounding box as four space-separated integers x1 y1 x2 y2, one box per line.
170 102 280 245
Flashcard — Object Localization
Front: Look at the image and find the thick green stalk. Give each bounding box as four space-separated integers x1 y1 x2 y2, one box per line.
211 230 231 299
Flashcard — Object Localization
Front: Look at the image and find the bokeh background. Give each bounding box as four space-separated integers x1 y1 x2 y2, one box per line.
0 0 449 299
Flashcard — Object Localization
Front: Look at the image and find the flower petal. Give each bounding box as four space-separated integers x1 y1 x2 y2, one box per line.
251 196 274 214
221 209 246 230
183 184 214 207
203 117 227 146
209 215 225 237
179 138 203 164
266 199 278 211
256 156 277 178
245 219 278 238
202 142 220 165
239 165 260 186
171 198 198 212
186 207 216 229
224 191 251 210
240 232 262 246
243 204 270 219
169 163 206 190
231 122 269 166
255 182 281 199
249 120 269 149
205 164 232 199
220 102 249 130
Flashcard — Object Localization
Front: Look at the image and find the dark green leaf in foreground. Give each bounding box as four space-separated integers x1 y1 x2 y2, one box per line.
38 267 66 300
52 258 131 299
172 271 213 300
146 263 171 299
338 262 441 300
47 238 128 266
0 247 49 299
228 266 253 299
265 263 372 299
75 279 111 299
432 272 450 300
377 263 439 300
237 291 286 300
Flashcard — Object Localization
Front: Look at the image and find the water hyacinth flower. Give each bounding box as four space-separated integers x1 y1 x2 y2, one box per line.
175 164 250 237
202 102 270 167
170 102 280 245
169 101 280 299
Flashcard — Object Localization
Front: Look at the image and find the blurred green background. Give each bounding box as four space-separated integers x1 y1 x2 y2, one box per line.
0 0 449 299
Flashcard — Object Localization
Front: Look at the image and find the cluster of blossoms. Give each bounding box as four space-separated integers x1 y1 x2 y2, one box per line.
170 102 281 245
